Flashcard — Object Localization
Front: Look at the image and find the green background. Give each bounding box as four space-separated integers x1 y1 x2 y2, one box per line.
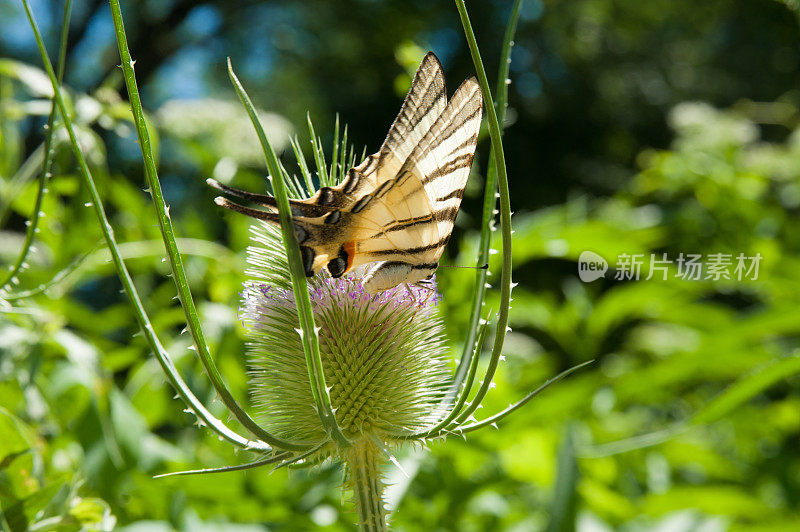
2 0 800 530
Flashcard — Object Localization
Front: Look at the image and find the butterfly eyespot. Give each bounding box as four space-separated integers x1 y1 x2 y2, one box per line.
351 194 372 213
327 257 347 278
318 187 334 205
324 211 341 225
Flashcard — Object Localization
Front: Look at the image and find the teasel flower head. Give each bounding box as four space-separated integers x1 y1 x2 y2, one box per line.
242 222 450 445
202 109 586 529
239 216 453 527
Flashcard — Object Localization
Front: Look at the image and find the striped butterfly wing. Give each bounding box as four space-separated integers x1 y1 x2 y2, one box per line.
295 51 450 275
323 51 448 252
349 77 483 268
399 76 483 265
210 52 448 276
211 52 483 291
213 52 447 220
372 52 447 189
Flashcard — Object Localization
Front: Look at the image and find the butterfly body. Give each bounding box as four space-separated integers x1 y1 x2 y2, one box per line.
212 52 483 293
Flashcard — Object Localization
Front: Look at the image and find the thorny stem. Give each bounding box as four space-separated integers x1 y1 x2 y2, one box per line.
108 0 306 451
453 0 522 401
346 439 388 532
0 0 72 294
23 0 270 452
447 0 514 431
226 59 350 448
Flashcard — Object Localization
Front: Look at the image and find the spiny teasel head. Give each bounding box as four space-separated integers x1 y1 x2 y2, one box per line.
242 221 451 448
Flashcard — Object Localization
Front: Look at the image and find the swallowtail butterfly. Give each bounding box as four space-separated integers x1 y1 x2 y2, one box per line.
211 52 483 292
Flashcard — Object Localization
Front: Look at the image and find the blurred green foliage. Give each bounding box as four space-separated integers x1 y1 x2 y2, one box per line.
2 0 800 530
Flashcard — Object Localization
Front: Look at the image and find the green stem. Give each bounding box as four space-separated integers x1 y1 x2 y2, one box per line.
330 114 340 183
0 0 72 293
22 0 269 452
435 0 514 434
226 59 350 449
307 114 330 187
107 0 304 451
455 0 522 391
346 439 388 532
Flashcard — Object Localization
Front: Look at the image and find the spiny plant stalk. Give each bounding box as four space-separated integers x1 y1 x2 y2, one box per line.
24 0 268 453
226 87 586 527
347 439 389 531
0 0 71 297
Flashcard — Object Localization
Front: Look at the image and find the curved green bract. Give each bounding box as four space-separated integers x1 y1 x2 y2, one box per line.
452 0 523 406
226 60 350 449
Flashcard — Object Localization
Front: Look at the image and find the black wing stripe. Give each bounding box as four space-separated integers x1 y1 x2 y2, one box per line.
423 106 481 155
342 169 361 194
368 234 450 256
389 83 445 142
375 203 459 233
372 178 397 200
382 214 433 233
436 189 463 202
421 153 474 185
351 194 372 213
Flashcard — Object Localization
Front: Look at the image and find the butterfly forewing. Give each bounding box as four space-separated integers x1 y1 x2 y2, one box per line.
395 77 483 263
376 52 447 178
284 51 448 221
384 79 482 263
345 77 482 272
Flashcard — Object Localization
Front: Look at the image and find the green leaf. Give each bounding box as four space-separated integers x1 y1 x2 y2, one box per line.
0 59 53 98
0 481 66 532
0 408 34 460
545 426 580 532
691 351 800 425
68 497 113 526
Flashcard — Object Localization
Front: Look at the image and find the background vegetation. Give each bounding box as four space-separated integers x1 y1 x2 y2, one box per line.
2 0 800 530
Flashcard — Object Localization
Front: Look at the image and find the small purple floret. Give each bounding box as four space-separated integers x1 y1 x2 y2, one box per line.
242 274 441 317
